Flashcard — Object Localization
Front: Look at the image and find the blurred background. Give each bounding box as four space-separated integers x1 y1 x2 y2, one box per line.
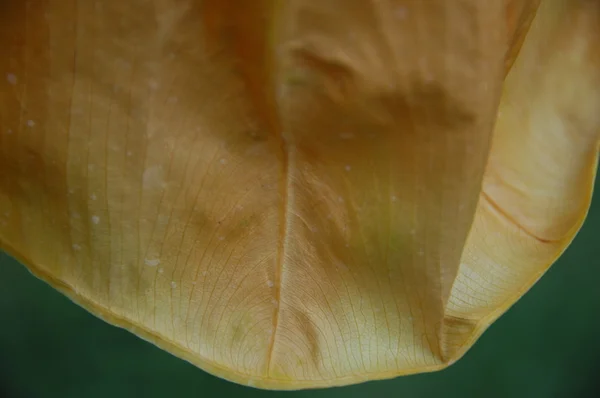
1 177 599 398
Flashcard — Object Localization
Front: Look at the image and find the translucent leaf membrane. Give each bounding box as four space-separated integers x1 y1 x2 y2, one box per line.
0 0 597 391
443 0 600 358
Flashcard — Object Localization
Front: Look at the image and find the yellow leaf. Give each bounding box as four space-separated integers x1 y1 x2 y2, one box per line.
0 0 598 390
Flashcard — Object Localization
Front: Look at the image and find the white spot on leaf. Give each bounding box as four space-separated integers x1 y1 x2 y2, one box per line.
7 74 17 85
145 258 160 267
336 262 349 271
395 6 408 19
91 215 100 224
148 79 159 90
143 165 165 191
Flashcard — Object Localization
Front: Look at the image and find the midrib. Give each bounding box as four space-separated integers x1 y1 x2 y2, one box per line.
265 137 293 375
264 0 296 377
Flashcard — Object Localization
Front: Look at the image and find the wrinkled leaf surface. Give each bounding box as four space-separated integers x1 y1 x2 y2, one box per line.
0 0 598 390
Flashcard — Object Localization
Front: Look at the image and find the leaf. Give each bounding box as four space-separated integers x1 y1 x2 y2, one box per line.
0 0 598 390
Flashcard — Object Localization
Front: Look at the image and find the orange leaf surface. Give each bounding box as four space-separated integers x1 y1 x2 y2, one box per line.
0 0 598 390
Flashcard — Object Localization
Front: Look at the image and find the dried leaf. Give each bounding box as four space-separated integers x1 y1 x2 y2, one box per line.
0 0 598 390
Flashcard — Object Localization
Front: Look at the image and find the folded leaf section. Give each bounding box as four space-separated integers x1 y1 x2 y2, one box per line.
443 0 600 361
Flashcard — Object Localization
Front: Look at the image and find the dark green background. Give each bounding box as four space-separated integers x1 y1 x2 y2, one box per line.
1 178 599 398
